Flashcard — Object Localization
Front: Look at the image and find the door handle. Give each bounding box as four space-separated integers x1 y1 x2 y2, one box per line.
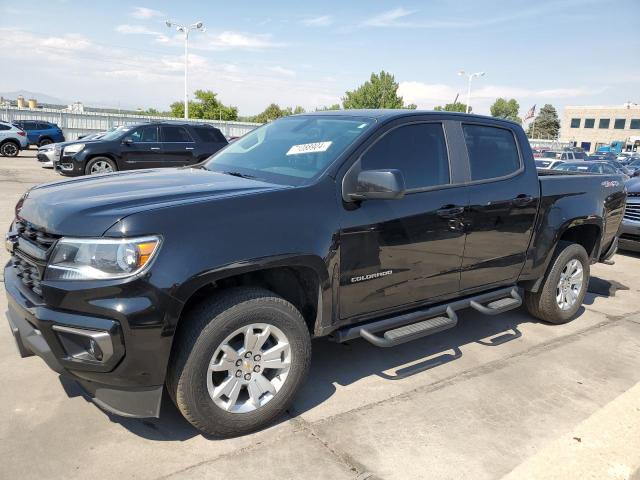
436 205 465 219
150 147 160 150
512 194 534 207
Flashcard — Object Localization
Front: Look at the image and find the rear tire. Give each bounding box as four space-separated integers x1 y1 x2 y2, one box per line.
524 242 590 324
85 157 117 175
0 141 20 157
166 287 311 437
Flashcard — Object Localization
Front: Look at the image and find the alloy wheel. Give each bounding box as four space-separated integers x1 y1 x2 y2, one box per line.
556 258 584 310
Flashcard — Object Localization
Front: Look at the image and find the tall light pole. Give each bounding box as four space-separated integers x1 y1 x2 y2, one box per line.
166 20 206 119
458 70 485 114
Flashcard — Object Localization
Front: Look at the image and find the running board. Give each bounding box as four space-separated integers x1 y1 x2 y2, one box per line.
469 288 521 315
331 286 522 347
360 307 458 348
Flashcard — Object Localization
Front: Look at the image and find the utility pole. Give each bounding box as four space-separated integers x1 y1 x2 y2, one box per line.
458 70 485 113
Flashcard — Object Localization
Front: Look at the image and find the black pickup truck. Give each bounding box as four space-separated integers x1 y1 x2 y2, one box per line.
4 110 625 437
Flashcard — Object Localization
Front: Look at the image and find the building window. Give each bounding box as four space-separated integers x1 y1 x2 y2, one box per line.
631 119 640 130
570 118 581 128
614 119 626 129
599 118 610 129
584 118 595 128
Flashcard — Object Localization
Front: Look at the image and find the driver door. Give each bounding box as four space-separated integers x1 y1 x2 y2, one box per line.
338 120 469 321
120 125 162 169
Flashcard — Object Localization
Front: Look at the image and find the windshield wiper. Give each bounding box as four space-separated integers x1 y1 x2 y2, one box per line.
222 171 256 179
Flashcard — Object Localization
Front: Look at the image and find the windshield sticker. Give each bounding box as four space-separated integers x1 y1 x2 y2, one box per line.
357 123 368 129
286 141 332 156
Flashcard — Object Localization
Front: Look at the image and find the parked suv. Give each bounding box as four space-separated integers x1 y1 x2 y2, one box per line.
12 120 65 147
0 121 29 156
55 121 228 176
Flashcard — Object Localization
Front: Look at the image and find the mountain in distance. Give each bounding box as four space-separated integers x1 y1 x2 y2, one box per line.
0 90 68 105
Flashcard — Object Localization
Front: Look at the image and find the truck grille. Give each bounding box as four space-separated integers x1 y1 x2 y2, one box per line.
624 202 640 222
9 219 59 297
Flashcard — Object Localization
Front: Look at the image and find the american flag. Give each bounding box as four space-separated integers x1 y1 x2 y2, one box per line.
524 104 536 121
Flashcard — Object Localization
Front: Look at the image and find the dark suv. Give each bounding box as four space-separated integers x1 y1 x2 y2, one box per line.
12 120 65 147
55 121 228 176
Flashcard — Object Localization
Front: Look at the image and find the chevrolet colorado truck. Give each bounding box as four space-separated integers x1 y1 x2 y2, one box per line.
4 110 626 437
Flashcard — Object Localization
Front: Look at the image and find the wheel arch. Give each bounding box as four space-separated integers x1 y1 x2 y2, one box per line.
174 255 332 337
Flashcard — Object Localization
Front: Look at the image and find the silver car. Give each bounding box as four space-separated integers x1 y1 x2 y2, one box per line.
0 121 29 156
38 132 106 168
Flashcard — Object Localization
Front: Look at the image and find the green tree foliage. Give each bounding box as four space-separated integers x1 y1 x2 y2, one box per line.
490 98 521 123
170 90 238 121
249 104 306 123
526 103 560 139
138 107 163 116
434 102 470 113
316 104 341 111
342 70 416 110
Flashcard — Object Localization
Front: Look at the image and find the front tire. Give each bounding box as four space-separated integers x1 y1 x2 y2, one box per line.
166 288 312 437
524 242 590 324
85 157 117 175
0 141 20 157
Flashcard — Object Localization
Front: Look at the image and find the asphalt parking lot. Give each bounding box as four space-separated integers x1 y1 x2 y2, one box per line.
1 150 640 480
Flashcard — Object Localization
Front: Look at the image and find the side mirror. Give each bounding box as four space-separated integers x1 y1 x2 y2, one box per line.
123 136 134 145
348 169 406 201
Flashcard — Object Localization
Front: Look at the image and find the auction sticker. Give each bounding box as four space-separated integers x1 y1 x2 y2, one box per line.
286 141 332 155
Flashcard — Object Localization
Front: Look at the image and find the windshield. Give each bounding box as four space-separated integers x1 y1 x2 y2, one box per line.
554 163 596 172
203 115 375 185
99 125 134 141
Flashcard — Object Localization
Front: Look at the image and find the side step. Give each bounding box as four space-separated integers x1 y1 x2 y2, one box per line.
469 288 521 315
360 307 458 348
331 286 524 348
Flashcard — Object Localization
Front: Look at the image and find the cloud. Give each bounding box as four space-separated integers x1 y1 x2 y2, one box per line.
268 66 296 77
41 34 92 50
115 24 160 35
362 8 416 27
208 31 285 49
131 6 164 19
302 15 333 27
398 81 608 114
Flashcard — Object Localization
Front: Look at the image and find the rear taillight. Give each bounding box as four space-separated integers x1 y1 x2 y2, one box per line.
17 131 26 136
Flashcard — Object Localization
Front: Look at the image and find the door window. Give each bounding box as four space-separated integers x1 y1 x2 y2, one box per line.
161 125 193 142
360 123 449 190
463 124 521 181
129 125 158 143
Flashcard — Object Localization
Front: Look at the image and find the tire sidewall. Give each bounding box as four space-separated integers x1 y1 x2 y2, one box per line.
39 138 52 147
85 157 116 175
175 295 311 436
542 243 590 323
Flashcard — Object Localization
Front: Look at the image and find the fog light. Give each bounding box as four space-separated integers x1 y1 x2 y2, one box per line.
52 325 113 363
88 338 103 361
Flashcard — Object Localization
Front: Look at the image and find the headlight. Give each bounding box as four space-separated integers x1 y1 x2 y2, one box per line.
45 236 161 281
63 143 85 155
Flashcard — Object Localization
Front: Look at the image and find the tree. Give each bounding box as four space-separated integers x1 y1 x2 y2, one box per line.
342 70 416 110
490 98 521 123
169 90 238 121
434 102 470 113
316 104 341 111
527 103 560 139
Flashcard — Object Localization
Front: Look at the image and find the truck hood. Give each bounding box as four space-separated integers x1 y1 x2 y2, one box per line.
17 168 287 236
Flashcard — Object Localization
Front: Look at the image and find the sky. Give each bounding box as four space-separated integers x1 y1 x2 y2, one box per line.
0 0 639 117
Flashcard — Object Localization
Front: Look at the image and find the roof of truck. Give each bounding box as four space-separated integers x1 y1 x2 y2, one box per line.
297 109 520 125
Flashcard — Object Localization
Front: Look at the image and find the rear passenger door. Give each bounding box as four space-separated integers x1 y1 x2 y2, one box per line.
160 125 197 166
338 120 469 321
459 123 540 291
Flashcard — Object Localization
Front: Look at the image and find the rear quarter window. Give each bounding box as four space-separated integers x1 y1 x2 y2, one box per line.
462 124 521 181
193 127 226 143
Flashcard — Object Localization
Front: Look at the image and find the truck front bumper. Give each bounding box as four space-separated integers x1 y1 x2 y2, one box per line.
4 264 166 418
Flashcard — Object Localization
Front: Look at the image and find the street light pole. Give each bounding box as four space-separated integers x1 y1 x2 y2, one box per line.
166 20 206 120
458 70 485 114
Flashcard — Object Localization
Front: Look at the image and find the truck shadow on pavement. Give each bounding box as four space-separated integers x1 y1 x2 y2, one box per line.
62 275 623 441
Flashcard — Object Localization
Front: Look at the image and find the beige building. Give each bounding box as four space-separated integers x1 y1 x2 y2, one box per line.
560 104 640 153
